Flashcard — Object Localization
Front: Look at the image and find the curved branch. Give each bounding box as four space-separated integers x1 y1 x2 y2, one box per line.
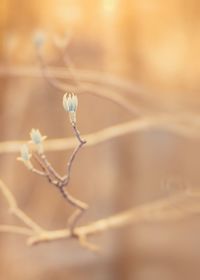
7 55 140 115
0 65 148 99
27 188 200 245
0 114 200 155
0 178 200 251
0 179 43 232
0 225 33 236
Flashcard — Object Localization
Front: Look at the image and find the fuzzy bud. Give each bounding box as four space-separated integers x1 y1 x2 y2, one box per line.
17 145 33 169
30 129 46 154
63 93 78 124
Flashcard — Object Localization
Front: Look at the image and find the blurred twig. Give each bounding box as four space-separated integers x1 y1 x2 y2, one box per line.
36 48 140 115
0 64 150 115
1 178 200 252
1 41 200 252
0 179 43 233
0 114 200 155
0 65 148 98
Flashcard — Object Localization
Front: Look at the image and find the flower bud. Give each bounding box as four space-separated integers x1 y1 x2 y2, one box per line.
17 145 33 170
63 93 78 124
30 129 46 154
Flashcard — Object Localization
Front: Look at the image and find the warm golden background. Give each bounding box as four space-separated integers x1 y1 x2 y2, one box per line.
1 0 200 279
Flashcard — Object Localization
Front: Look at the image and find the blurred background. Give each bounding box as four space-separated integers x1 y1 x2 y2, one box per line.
1 0 200 279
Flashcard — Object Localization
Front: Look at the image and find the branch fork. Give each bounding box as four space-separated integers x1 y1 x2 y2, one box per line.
17 94 88 235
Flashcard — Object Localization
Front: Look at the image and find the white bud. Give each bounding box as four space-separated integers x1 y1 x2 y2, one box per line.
30 129 42 144
63 93 78 124
20 145 31 161
17 145 33 169
30 129 46 154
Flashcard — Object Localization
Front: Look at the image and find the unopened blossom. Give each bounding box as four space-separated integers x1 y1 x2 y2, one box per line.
63 93 78 124
30 129 46 154
17 145 33 170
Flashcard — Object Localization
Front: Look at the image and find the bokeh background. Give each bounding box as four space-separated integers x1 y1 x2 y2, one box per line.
1 0 200 279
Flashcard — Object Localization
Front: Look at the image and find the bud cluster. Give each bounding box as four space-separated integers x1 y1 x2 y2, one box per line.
17 129 46 169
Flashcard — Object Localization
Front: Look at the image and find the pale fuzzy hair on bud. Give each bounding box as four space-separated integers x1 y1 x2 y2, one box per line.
63 93 78 124
30 129 46 154
17 144 33 170
19 144 31 161
30 129 46 145
63 93 78 112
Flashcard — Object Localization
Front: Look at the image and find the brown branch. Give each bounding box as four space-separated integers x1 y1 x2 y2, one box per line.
39 153 62 181
27 188 200 246
62 124 86 185
58 124 88 232
32 153 60 185
25 122 88 233
1 178 200 251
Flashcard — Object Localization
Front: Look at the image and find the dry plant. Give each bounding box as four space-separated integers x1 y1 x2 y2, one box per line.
1 178 200 253
1 32 200 253
18 93 88 233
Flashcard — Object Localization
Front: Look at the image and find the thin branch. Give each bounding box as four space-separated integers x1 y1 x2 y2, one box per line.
59 190 88 211
0 179 17 208
1 178 200 251
53 39 81 89
0 179 43 233
8 53 140 115
62 124 86 185
78 234 101 253
35 48 67 91
32 153 59 184
12 208 43 232
0 225 33 236
1 114 200 155
58 124 88 232
27 188 200 245
67 209 85 230
31 167 47 177
39 153 62 181
24 122 88 232
0 65 148 99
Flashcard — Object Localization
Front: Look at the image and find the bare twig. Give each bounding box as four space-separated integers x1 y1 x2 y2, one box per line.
24 121 88 233
58 124 88 232
0 179 43 233
78 234 101 253
31 167 47 177
0 65 148 100
39 153 62 181
27 188 200 245
0 225 32 236
32 49 141 115
35 48 67 91
1 178 200 251
1 114 200 155
62 124 86 185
